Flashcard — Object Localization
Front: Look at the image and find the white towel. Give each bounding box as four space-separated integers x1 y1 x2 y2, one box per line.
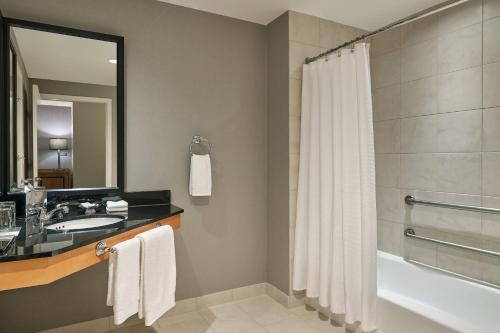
106 238 141 326
136 226 176 326
106 200 128 213
189 154 212 196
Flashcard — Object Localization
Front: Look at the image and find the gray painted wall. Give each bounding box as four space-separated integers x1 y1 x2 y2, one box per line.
36 104 73 169
0 0 268 332
73 101 106 187
266 13 290 294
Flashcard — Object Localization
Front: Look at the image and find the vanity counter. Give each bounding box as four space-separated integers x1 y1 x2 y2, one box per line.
0 204 183 291
0 204 183 263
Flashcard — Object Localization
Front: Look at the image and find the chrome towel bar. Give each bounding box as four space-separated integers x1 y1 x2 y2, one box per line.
405 195 500 215
95 223 163 256
404 228 500 258
96 240 115 257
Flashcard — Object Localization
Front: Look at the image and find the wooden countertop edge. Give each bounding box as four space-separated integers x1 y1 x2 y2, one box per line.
0 214 180 291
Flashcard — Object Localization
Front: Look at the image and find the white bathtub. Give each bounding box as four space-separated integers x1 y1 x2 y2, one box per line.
377 251 500 333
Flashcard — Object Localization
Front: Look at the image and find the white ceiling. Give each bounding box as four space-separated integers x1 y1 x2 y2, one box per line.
157 0 449 30
12 27 117 86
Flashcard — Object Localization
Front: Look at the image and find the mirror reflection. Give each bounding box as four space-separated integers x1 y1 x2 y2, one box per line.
8 27 118 190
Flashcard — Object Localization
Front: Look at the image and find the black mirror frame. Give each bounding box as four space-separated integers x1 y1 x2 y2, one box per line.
0 18 125 196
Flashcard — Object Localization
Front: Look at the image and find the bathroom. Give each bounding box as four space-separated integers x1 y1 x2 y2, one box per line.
0 0 498 332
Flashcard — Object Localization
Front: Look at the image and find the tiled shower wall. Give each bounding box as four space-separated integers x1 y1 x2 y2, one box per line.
287 11 366 294
372 0 500 285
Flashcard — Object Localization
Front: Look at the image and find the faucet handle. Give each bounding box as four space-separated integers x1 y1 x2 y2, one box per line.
56 203 70 214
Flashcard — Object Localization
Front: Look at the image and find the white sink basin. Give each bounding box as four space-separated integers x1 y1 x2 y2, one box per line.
46 216 125 232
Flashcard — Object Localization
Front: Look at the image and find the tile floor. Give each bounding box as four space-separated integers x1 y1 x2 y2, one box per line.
114 295 345 333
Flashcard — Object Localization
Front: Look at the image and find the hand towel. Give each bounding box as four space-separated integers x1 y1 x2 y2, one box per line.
106 200 128 213
106 238 141 325
189 154 212 196
136 226 176 326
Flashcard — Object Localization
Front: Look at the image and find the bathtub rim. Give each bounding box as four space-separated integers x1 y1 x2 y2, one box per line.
377 251 499 333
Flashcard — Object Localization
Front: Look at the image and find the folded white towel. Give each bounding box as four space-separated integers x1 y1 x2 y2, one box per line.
107 207 128 213
106 238 141 326
106 200 128 212
136 226 176 326
189 154 212 196
80 202 95 209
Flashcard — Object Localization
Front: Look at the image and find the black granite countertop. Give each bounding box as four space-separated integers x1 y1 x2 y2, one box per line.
0 204 183 263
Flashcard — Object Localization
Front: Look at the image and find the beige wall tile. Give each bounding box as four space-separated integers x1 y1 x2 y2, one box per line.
483 107 500 151
289 116 301 155
437 0 482 35
376 187 401 223
482 255 500 285
481 196 500 239
404 237 437 266
483 153 500 196
400 153 481 194
484 62 500 108
373 84 401 121
484 0 500 20
289 190 297 228
438 66 482 113
289 11 319 46
437 246 483 279
289 78 302 118
378 220 403 255
401 39 438 82
401 14 438 47
265 283 289 307
319 20 363 49
401 76 437 117
371 50 401 88
375 154 400 188
483 17 500 64
370 27 401 57
318 19 342 49
438 23 482 74
374 119 400 154
289 154 299 191
232 283 266 301
289 42 322 79
481 240 500 285
196 290 233 309
402 189 482 234
400 110 481 153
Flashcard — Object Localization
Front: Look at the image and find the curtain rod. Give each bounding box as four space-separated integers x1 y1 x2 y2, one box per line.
305 0 468 64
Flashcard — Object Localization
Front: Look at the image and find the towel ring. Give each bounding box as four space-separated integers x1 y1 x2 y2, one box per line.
189 135 211 155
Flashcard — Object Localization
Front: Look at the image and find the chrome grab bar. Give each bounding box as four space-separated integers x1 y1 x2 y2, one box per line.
405 195 500 214
405 258 500 290
404 228 500 258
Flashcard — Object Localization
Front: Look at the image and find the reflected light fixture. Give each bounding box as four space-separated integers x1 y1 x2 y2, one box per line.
49 138 69 169
108 59 117 64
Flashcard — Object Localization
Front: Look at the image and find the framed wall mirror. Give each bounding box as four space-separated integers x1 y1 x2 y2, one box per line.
1 18 124 194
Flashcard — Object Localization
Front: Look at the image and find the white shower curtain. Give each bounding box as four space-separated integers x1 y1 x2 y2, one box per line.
292 43 377 332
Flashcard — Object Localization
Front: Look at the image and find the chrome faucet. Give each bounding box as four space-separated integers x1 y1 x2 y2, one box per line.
23 180 69 228
39 204 70 226
24 179 47 235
